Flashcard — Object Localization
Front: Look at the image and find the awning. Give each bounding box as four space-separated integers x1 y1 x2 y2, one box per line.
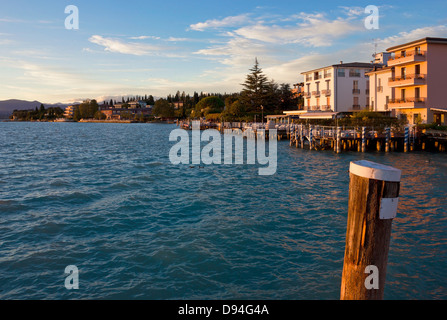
430 108 447 113
297 112 338 119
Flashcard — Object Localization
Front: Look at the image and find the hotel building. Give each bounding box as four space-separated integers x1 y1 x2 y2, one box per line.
368 37 447 124
301 62 379 114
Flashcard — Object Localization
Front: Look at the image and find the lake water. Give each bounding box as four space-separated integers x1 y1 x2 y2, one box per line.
0 122 446 299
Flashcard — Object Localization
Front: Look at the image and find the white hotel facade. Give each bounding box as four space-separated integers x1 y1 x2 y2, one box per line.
301 62 376 113
283 57 387 120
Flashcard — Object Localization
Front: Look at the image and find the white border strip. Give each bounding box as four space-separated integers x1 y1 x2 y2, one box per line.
349 160 401 182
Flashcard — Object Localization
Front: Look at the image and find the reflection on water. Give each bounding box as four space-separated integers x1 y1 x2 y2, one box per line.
0 122 446 299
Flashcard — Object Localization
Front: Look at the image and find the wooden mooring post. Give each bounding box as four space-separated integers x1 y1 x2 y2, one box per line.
341 160 401 300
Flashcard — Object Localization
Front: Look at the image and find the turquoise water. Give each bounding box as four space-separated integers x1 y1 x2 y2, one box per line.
0 122 446 300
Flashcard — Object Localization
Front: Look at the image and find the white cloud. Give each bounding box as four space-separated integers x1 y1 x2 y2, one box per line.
189 14 251 31
166 37 190 42
377 25 447 49
234 14 361 47
89 35 168 56
129 35 160 40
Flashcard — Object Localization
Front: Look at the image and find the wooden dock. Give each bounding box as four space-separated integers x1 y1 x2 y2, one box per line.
288 125 447 153
177 121 447 152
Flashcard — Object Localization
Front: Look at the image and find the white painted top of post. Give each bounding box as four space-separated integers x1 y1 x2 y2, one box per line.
349 160 401 182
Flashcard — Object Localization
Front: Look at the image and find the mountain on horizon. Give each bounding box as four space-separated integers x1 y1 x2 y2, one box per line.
0 99 71 118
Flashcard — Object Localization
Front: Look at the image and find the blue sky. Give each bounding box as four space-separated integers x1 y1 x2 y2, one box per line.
1 0 446 103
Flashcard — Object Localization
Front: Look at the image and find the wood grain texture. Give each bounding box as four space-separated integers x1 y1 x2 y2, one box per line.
340 173 400 300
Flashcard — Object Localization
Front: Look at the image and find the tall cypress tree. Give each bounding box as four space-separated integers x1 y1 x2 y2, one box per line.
240 58 270 112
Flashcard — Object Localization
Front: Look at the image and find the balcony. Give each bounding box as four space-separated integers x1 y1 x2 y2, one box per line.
321 105 332 111
388 73 426 87
387 50 426 66
324 72 332 78
349 72 361 77
352 89 360 94
311 105 321 111
322 89 331 96
305 76 312 82
388 97 426 108
304 92 311 98
352 104 361 110
312 91 321 97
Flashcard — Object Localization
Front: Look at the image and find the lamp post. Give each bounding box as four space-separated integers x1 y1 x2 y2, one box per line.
261 105 264 126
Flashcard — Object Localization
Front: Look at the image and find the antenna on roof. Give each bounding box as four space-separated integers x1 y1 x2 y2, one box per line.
372 38 378 57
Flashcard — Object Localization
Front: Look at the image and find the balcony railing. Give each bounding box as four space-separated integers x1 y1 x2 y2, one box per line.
324 72 332 78
305 76 312 82
389 73 426 82
349 72 361 77
352 105 361 110
312 91 321 97
322 89 331 96
389 50 426 61
389 97 426 104
352 89 360 94
321 105 332 111
304 92 311 98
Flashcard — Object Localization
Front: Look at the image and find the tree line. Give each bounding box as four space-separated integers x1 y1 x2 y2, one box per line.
11 104 64 121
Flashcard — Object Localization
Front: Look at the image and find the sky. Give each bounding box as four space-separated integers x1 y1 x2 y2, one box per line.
0 0 446 103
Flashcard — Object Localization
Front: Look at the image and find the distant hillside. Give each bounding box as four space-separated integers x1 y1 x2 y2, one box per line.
0 100 70 118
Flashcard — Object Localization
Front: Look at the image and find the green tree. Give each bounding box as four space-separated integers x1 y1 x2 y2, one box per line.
94 110 106 120
194 96 225 117
222 99 246 121
147 95 155 105
153 98 175 118
239 58 270 113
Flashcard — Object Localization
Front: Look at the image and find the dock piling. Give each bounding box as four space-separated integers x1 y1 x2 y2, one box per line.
341 160 401 300
404 127 409 152
362 127 366 152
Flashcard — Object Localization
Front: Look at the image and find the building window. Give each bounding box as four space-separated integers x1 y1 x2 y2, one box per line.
401 89 406 101
415 64 420 76
414 113 421 124
415 87 420 100
401 67 406 80
353 97 359 109
349 69 361 77
353 80 360 94
338 68 345 77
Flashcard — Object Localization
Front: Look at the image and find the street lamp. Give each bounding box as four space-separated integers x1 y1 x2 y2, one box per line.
261 105 264 125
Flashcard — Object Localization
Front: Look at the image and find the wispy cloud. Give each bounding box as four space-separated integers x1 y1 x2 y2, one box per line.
129 35 161 40
89 35 169 56
377 25 447 49
234 13 361 47
189 14 251 31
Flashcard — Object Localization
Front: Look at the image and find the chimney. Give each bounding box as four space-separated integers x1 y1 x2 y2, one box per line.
340 61 343 64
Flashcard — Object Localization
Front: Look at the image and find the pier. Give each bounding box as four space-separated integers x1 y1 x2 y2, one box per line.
178 120 447 152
